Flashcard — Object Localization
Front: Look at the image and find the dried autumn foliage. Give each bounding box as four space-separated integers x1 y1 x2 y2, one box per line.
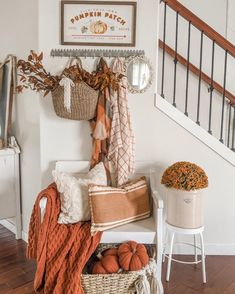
161 161 208 191
61 63 123 92
16 51 124 96
16 51 60 96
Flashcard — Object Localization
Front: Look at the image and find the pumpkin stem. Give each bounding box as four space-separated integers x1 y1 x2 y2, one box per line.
132 248 136 254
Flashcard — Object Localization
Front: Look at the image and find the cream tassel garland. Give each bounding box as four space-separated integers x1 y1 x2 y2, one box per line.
134 259 162 294
59 76 75 112
135 275 151 294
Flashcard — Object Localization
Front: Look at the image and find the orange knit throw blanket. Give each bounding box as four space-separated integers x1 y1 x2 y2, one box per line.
27 183 102 294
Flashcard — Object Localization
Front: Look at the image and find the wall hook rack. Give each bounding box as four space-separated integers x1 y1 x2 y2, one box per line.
50 48 145 58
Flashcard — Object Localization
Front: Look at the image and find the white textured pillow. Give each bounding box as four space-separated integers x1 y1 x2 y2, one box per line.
52 162 107 224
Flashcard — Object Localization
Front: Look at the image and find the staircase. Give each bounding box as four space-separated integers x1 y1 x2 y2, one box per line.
156 0 235 165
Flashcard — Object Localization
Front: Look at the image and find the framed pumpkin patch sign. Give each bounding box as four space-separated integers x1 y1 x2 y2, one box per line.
61 1 137 46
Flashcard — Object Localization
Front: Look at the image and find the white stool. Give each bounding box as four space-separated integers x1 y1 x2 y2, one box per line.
163 223 206 283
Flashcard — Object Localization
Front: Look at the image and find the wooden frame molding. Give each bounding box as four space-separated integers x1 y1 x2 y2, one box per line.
159 40 235 105
162 0 235 57
61 1 137 47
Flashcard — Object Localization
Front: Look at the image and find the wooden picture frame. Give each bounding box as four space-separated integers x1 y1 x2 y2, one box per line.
61 1 137 47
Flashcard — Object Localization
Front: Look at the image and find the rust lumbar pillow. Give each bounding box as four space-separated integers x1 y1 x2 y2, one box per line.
88 177 151 235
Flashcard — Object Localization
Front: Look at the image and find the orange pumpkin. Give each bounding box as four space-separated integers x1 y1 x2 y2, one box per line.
102 248 118 257
118 241 149 271
92 255 120 274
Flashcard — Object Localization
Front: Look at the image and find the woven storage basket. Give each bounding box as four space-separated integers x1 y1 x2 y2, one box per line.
81 272 140 294
52 80 98 120
81 243 156 294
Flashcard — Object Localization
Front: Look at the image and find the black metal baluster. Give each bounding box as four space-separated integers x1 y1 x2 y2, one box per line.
232 106 235 152
219 50 228 143
208 41 215 135
196 31 204 125
227 104 232 148
184 21 191 116
172 11 179 107
161 2 167 98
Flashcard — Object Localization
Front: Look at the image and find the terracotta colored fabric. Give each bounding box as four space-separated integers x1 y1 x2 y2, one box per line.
27 183 102 294
90 58 113 182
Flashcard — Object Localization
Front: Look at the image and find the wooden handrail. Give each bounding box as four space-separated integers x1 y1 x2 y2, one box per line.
159 40 235 105
162 0 235 57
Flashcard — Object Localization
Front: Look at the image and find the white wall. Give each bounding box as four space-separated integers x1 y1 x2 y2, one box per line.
0 0 41 233
179 0 228 37
226 0 235 124
0 0 234 253
227 0 235 43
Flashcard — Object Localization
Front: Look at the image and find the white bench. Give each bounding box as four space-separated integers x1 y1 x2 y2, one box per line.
39 161 164 293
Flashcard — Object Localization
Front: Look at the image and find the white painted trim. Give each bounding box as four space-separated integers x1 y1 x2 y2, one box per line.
0 148 15 156
0 219 28 242
155 94 235 166
0 219 15 233
22 230 28 243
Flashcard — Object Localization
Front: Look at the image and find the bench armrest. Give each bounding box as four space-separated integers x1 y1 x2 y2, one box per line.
152 190 164 210
150 169 164 210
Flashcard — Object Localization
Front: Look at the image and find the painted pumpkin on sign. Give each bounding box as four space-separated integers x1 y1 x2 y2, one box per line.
118 241 149 271
90 21 108 34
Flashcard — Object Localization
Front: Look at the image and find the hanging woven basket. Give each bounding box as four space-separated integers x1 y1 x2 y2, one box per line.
51 81 98 121
51 57 98 121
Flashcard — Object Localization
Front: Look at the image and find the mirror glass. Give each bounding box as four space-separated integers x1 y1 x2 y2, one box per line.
126 57 152 93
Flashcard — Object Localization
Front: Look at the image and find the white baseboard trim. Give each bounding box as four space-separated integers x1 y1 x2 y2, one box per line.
1 219 235 255
155 94 235 166
0 219 28 243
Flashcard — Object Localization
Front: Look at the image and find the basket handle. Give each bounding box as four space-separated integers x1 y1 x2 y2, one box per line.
68 57 83 69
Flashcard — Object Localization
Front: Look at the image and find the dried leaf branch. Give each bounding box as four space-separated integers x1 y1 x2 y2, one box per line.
16 51 60 96
16 51 124 96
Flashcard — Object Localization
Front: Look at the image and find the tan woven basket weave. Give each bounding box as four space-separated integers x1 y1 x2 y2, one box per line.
81 272 139 294
81 244 156 294
51 81 98 121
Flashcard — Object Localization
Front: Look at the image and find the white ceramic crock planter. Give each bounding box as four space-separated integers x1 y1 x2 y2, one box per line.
166 188 205 229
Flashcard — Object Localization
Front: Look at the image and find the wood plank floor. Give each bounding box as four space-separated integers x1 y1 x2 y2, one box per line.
1 224 235 293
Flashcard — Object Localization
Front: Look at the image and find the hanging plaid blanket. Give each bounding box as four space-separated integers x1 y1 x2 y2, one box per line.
108 58 135 186
90 58 113 180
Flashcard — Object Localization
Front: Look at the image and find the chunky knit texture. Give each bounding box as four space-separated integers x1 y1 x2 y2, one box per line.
27 183 102 294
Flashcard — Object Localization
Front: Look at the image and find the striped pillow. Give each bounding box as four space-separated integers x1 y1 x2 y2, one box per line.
88 177 151 235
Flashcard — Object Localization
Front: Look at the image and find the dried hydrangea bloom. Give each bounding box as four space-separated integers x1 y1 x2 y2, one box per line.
161 161 208 191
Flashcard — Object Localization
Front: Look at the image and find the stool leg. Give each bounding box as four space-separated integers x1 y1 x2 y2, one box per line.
166 232 175 282
194 234 198 267
199 232 206 283
163 229 168 263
